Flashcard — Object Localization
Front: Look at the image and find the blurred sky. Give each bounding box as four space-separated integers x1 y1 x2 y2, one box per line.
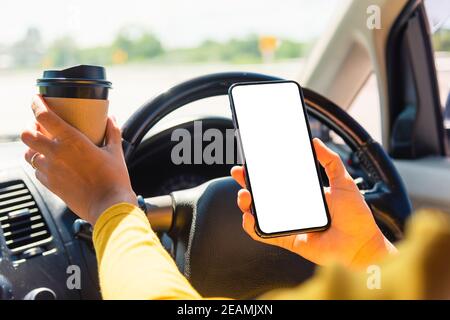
0 0 342 48
425 0 450 32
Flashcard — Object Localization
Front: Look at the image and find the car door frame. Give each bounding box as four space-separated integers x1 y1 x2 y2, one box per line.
386 0 447 158
387 0 450 211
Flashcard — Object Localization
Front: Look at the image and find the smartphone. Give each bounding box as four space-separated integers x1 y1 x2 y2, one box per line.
228 80 331 238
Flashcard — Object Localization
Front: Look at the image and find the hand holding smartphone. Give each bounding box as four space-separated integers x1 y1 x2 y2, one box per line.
229 81 330 238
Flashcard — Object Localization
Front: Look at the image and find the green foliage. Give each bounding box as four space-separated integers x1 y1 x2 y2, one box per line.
220 35 261 63
276 39 310 60
112 28 164 60
433 28 450 52
77 46 114 66
9 26 311 69
163 35 262 64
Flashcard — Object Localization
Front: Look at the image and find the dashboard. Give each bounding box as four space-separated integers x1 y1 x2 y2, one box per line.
0 142 90 299
0 115 362 300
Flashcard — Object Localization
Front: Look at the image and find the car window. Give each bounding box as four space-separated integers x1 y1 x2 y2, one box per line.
0 0 343 141
344 1 450 146
425 0 450 128
431 25 450 112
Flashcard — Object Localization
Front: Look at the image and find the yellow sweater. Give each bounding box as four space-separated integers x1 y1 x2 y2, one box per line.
93 203 450 299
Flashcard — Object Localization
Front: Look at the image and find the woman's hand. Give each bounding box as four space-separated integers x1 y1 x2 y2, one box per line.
231 138 397 269
21 95 137 225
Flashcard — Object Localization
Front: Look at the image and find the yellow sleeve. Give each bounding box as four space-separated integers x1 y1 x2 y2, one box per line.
93 203 201 300
93 203 449 300
259 209 450 300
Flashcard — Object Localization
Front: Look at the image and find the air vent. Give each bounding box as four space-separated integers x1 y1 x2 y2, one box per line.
0 181 53 256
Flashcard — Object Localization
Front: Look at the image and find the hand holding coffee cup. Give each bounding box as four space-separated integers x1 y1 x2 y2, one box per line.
36 65 112 146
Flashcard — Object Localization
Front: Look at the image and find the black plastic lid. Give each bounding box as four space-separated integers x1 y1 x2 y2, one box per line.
37 65 112 99
37 65 112 87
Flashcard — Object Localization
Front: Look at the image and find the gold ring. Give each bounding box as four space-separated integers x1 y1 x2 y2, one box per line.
30 153 40 170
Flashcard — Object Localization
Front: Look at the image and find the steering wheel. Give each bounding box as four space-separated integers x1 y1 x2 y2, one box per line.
121 72 412 299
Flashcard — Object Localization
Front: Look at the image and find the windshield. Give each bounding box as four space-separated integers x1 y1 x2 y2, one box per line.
0 0 341 140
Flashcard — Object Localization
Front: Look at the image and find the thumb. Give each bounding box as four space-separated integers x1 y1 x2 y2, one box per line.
313 138 354 189
104 116 122 150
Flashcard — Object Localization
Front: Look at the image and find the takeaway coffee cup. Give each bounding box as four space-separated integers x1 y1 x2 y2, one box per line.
36 65 112 146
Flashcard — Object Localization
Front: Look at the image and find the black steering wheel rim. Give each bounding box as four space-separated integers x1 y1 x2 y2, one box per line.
122 72 282 158
122 72 412 235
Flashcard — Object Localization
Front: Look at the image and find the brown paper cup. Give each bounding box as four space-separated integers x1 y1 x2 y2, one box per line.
43 97 109 146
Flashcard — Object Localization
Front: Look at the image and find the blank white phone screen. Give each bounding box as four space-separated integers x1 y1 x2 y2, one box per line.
231 82 329 234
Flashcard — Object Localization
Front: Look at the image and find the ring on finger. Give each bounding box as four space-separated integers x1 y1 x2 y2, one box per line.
30 152 40 170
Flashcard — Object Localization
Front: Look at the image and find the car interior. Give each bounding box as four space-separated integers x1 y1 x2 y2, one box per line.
0 0 449 299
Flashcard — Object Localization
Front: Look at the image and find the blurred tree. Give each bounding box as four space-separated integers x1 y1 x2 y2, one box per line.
158 35 308 64
113 27 164 61
78 46 114 65
46 36 80 67
133 32 164 59
220 35 261 63
11 27 44 68
113 29 134 55
433 28 450 52
6 24 311 70
276 39 305 59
